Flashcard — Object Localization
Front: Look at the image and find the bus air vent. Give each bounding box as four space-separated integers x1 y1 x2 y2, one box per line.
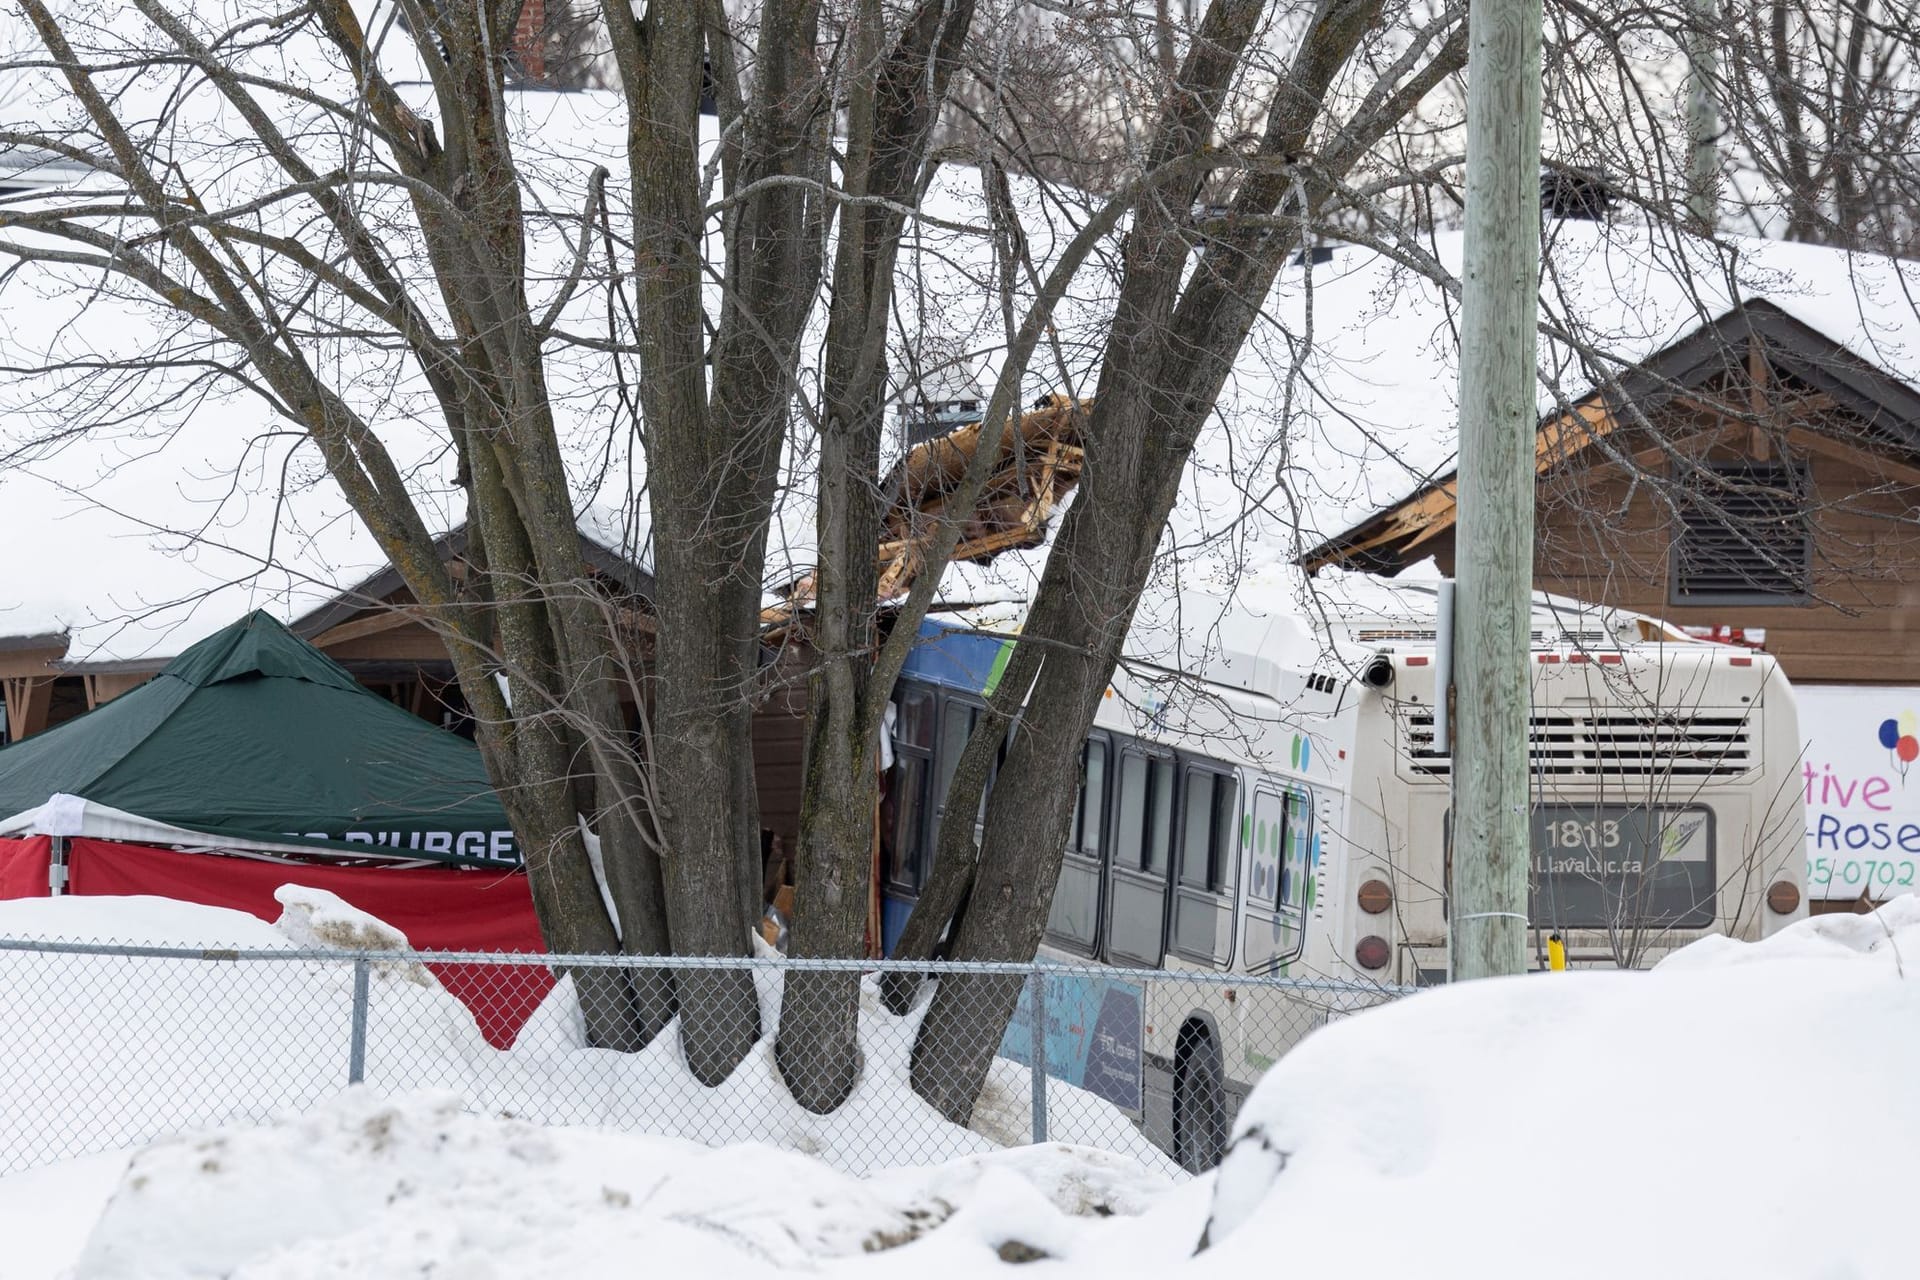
1401 710 1754 778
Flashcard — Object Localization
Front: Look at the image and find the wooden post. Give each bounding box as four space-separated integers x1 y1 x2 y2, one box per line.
1451 0 1542 981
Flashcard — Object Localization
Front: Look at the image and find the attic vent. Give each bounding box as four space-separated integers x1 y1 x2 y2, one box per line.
1539 166 1614 220
899 396 982 447
1671 463 1810 604
1404 710 1755 779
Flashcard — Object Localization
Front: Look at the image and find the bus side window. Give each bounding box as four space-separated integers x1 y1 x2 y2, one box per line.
1178 771 1216 890
1071 739 1108 856
933 700 977 815
1210 774 1239 893
883 688 938 891
1241 785 1309 972
1048 738 1109 954
1083 740 1107 856
1145 757 1174 876
1114 752 1148 870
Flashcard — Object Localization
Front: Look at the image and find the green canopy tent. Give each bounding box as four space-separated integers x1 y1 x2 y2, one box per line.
0 612 518 866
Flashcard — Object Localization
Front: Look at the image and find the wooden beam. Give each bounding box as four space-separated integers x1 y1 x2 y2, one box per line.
1549 421 1749 498
0 646 68 681
314 607 423 648
1786 427 1920 490
2 676 54 741
1747 334 1775 460
81 672 148 709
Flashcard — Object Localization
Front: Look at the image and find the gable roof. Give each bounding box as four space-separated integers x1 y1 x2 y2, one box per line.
285 518 655 649
1299 297 1920 573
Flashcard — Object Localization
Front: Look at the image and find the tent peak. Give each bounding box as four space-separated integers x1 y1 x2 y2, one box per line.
158 610 366 694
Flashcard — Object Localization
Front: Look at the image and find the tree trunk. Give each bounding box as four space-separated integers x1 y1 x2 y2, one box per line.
774 0 976 1108
777 688 878 1111
649 538 766 1082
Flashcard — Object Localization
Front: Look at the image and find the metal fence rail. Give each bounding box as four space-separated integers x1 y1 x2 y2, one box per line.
0 939 1407 1177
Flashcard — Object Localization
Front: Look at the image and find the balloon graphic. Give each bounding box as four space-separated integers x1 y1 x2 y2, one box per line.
1900 736 1919 764
1880 718 1902 750
1902 710 1918 737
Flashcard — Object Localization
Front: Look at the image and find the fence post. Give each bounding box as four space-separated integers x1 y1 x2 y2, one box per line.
348 958 370 1085
1027 968 1048 1145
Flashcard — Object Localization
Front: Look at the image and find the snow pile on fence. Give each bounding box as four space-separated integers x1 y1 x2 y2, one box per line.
1200 898 1920 1278
0 892 1171 1178
0 895 493 1166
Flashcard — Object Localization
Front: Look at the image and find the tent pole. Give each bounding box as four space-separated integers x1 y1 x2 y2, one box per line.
49 835 67 897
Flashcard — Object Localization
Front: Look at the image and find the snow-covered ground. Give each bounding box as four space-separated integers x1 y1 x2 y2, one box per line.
3 893 1916 1278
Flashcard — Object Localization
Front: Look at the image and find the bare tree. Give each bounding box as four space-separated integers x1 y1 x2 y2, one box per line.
1721 0 1920 253
4 0 1915 1133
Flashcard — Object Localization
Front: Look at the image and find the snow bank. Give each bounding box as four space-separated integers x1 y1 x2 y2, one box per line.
1200 901 1920 1278
64 1089 1171 1280
0 893 290 950
11 898 1920 1278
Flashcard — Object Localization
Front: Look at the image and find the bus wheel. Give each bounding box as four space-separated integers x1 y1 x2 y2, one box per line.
1174 1024 1227 1173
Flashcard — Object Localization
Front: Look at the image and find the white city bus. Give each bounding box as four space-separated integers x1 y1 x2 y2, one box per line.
878 579 1808 1169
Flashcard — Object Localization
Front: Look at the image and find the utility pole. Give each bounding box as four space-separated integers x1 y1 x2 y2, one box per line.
1450 0 1542 981
1684 0 1721 231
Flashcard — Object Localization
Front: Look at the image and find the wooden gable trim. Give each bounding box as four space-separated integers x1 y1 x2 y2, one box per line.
1303 299 1920 574
1305 396 1617 570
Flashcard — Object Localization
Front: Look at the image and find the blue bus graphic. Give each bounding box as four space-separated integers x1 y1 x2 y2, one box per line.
998 969 1144 1114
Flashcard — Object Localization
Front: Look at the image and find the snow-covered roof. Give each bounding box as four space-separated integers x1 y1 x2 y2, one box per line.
1258 221 1920 559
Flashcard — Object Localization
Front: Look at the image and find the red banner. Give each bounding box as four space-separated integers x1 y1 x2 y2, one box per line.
0 836 52 900
66 839 552 1047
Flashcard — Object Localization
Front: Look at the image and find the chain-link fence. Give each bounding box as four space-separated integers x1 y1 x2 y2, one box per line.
0 938 1405 1177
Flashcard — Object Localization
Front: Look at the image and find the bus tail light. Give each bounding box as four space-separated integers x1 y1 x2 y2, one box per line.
1355 935 1391 970
1766 881 1801 915
1357 879 1393 914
